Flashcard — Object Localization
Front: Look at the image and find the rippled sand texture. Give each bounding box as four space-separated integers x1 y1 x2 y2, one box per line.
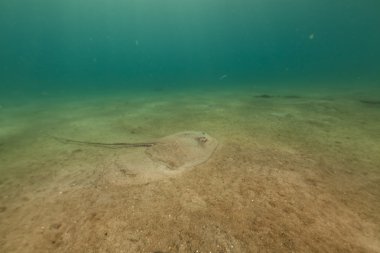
1 86 380 252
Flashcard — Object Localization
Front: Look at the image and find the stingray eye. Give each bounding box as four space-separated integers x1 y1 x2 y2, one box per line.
196 136 208 144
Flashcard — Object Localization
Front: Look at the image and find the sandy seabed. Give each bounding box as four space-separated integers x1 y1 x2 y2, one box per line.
0 85 380 253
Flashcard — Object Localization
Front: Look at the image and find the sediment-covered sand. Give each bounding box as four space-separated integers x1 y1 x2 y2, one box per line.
0 86 380 252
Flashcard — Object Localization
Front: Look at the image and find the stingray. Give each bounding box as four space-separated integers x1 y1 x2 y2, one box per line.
52 131 218 185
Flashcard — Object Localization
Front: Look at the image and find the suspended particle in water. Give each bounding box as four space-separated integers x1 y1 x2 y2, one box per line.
309 33 315 40
219 74 227 80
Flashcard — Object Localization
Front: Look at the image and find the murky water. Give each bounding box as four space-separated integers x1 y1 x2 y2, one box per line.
1 1 380 252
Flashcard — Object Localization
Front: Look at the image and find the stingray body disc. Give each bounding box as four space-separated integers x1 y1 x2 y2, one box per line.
146 131 218 170
103 131 218 185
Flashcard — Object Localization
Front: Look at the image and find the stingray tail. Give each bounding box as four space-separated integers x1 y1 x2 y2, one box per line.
48 135 155 148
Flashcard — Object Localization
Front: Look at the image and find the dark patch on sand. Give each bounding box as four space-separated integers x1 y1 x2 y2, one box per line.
50 223 62 230
360 100 380 105
255 94 273 98
254 94 302 99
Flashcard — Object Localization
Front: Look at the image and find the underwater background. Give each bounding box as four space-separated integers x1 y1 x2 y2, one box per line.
1 0 380 95
1 1 380 253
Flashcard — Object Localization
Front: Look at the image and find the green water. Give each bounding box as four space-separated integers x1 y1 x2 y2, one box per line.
1 0 379 96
